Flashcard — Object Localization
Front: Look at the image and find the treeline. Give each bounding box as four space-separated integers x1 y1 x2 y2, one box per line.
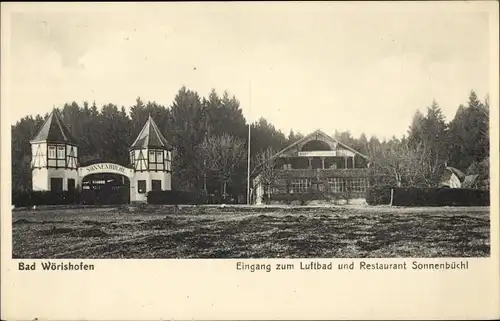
367 91 489 188
12 86 301 197
12 87 489 197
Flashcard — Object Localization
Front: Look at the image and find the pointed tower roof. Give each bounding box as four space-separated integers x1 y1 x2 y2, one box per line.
130 115 171 150
30 109 77 144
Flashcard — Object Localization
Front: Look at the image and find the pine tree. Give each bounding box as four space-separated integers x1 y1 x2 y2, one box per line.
448 90 489 170
169 86 207 191
407 109 425 149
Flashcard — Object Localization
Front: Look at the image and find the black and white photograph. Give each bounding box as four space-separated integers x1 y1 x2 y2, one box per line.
7 2 493 261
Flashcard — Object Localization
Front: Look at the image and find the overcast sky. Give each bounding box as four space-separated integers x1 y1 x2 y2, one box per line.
3 2 495 140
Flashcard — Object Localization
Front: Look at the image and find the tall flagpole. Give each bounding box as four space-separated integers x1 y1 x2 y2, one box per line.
246 80 252 205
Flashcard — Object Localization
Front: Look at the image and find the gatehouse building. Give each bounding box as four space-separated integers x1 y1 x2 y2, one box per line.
30 109 172 203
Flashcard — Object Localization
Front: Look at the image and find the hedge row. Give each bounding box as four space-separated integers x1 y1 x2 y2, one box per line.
12 190 82 207
13 190 130 207
365 185 490 206
12 190 239 206
392 187 489 207
365 185 393 205
147 191 245 205
146 190 202 205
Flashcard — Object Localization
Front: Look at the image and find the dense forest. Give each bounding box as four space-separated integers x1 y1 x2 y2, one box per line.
12 86 490 197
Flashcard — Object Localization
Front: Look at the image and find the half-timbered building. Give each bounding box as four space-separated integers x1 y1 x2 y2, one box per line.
129 114 173 202
30 109 79 192
30 110 173 203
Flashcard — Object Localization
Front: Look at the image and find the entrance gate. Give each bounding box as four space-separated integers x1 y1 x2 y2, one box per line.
78 163 135 184
30 110 173 204
78 163 135 205
81 172 131 205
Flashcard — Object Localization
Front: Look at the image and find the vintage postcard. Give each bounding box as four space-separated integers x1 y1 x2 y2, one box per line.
1 1 499 320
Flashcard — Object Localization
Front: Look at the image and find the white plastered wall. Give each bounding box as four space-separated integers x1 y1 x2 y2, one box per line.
130 170 172 203
47 168 79 191
32 168 49 191
32 168 79 191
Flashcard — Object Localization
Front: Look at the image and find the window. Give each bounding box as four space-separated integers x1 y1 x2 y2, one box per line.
130 151 135 165
56 146 66 167
350 178 369 192
50 178 63 192
156 151 163 162
290 179 309 193
282 164 291 170
68 179 75 191
57 146 65 159
138 180 147 194
149 149 164 171
328 178 345 193
48 146 56 159
152 180 162 191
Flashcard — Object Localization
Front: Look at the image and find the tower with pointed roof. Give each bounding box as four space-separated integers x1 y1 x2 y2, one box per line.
129 115 173 203
30 109 79 191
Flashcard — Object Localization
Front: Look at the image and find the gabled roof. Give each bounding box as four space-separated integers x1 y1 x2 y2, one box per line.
130 115 171 150
30 109 77 144
274 129 370 160
462 174 479 188
251 129 370 177
445 166 466 181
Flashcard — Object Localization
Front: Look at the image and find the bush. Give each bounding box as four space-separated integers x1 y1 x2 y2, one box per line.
147 190 200 205
365 185 393 205
12 190 82 207
392 188 489 207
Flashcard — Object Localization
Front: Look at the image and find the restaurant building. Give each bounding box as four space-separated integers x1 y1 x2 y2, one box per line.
253 129 371 204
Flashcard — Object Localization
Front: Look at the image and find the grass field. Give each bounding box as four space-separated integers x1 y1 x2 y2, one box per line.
12 205 490 259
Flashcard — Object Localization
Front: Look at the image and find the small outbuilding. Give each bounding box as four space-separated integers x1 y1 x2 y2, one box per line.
439 166 465 188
